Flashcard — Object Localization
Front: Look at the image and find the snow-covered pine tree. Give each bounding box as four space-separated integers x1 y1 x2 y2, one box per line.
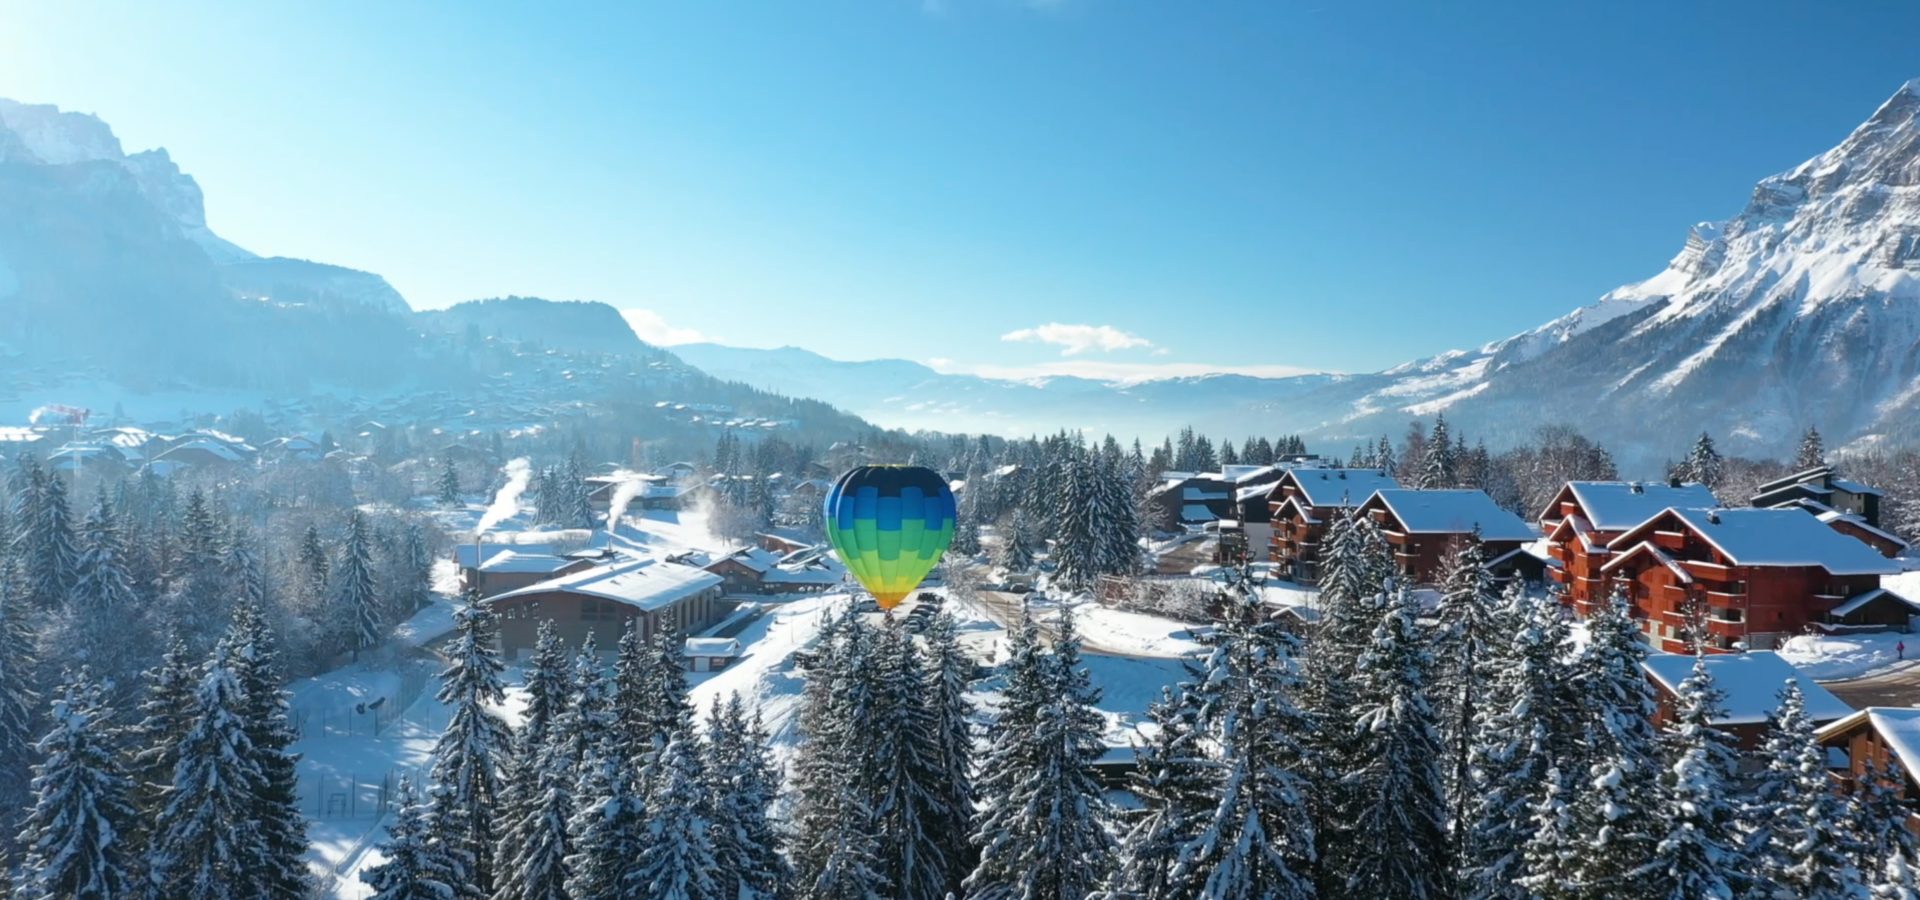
1564 585 1665 894
703 695 788 900
361 778 462 900
994 509 1036 575
921 610 977 895
631 730 720 900
427 595 511 895
1795 426 1827 471
298 524 330 608
1743 679 1863 897
1298 508 1393 885
1106 686 1211 899
124 639 196 871
1419 414 1457 489
789 610 861 887
12 670 137 900
440 457 463 506
1167 583 1316 898
1516 767 1582 900
1095 441 1143 577
560 632 615 774
0 556 38 850
1645 654 1743 900
1344 581 1451 899
1051 439 1105 594
1461 584 1574 899
494 739 574 900
1878 849 1920 900
952 515 982 558
965 606 1114 900
222 526 269 615
337 510 383 656
148 643 270 900
21 463 80 611
804 781 889 900
1677 432 1725 492
503 619 570 824
564 744 646 900
1376 435 1397 476
1432 532 1501 849
226 601 310 899
629 624 694 767
564 451 594 530
864 619 950 900
1853 757 1919 881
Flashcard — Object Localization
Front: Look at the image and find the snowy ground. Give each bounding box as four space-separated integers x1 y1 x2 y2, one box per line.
1778 632 1917 681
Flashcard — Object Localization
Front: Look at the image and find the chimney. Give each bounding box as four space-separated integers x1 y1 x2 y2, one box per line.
1669 476 1682 489
1706 511 1720 525
1629 482 1644 494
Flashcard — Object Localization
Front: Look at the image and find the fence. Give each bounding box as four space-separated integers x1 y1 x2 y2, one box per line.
289 662 434 740
303 765 432 822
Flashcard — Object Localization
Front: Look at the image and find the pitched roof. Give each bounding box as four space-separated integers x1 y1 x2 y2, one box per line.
1284 468 1399 508
1642 651 1853 725
1558 481 1719 531
1621 508 1900 575
1828 588 1920 619
1366 489 1535 542
1755 465 1835 496
1818 708 1920 785
490 557 722 612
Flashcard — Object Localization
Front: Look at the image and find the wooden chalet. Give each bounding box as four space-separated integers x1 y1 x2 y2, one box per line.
1264 467 1399 584
1213 465 1289 563
1753 465 1886 528
1538 480 1719 614
453 531 615 597
1357 489 1537 585
703 545 844 596
1601 507 1902 653
1642 651 1853 748
1774 497 1911 559
1816 707 1920 829
487 557 726 656
1145 471 1234 533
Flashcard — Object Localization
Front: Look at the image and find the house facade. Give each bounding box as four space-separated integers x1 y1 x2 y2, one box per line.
1538 480 1719 614
1600 507 1900 653
1356 488 1536 585
1264 467 1399 584
1816 708 1920 830
1753 465 1885 527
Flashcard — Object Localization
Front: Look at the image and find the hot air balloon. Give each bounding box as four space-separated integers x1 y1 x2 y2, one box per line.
823 465 957 611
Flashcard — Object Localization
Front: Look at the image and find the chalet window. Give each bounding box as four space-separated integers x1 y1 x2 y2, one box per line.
582 598 618 623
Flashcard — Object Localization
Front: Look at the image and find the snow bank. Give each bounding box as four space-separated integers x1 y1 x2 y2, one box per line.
1777 631 1918 681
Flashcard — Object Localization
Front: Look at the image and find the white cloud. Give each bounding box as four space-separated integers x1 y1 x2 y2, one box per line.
1000 322 1153 356
927 358 1327 385
619 308 710 346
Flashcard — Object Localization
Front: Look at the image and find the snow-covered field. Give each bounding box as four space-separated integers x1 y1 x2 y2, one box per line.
1777 632 1916 681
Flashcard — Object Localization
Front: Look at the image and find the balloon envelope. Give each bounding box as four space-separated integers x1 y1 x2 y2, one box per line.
823 465 956 610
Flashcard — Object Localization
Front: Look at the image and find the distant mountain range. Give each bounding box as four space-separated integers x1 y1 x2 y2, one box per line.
682 81 1920 465
7 83 1920 464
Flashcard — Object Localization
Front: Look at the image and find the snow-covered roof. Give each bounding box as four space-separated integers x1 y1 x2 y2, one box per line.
1602 541 1693 583
1179 504 1217 523
1756 465 1836 495
1642 651 1852 725
1625 508 1900 575
490 557 722 612
1828 588 1920 619
476 551 588 575
1818 708 1920 785
1366 489 1535 542
1223 464 1283 484
683 637 742 658
1559 481 1719 531
1182 486 1229 502
1833 479 1883 496
155 438 245 463
1285 468 1399 508
454 531 612 568
1235 483 1273 503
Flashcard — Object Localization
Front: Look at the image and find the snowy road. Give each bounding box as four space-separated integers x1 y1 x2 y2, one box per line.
1822 660 1920 709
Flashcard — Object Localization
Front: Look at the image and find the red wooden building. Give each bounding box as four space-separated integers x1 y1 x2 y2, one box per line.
1537 480 1718 614
1356 489 1537 585
1264 467 1399 584
1601 507 1901 653
1642 651 1852 748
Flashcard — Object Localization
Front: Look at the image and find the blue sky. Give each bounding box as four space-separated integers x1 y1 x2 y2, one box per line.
4 2 1918 379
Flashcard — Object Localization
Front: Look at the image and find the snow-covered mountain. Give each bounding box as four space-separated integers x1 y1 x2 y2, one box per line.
683 81 1920 464
0 98 406 315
